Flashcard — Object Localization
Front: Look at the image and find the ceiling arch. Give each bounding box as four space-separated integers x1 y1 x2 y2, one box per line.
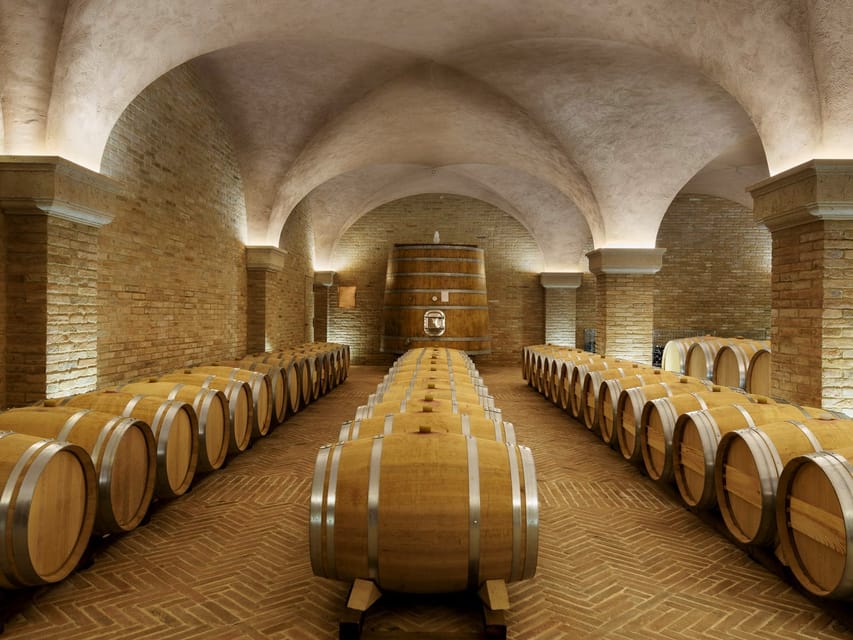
301 163 593 272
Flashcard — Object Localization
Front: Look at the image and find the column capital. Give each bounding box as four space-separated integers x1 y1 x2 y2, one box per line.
246 245 287 271
749 159 853 231
314 270 336 287
0 156 120 227
539 272 583 289
586 248 666 275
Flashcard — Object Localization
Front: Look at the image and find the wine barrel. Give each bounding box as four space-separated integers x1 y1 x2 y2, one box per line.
614 377 715 463
309 432 537 593
660 336 712 374
715 417 853 546
712 340 770 390
119 381 229 472
158 372 252 454
0 407 156 532
672 402 839 509
380 244 491 355
776 451 853 599
0 431 97 589
579 364 648 431
684 338 729 380
186 366 273 439
338 413 516 444
596 370 682 445
364 395 496 421
53 390 197 498
232 359 287 425
567 359 624 419
745 349 772 396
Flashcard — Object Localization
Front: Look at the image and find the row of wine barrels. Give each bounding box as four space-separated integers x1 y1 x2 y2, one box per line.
246 342 349 415
522 345 606 413
0 341 350 590
52 390 200 494
311 347 538 594
522 341 852 601
661 335 770 394
672 401 843 510
0 408 155 537
715 417 853 547
613 376 717 463
640 387 758 483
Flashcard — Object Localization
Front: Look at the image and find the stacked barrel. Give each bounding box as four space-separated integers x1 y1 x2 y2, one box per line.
660 335 771 395
523 341 853 601
310 347 538 595
0 341 348 590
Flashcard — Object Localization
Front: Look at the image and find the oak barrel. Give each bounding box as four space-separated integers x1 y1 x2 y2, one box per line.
0 431 97 588
614 376 715 463
716 417 853 546
712 340 770 390
54 390 197 498
158 372 252 454
186 366 273 439
381 244 491 355
0 407 156 532
672 402 839 509
776 451 853 599
309 432 537 593
339 413 516 444
639 387 758 484
119 381 229 472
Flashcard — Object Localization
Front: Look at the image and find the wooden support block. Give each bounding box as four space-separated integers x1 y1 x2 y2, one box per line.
483 606 507 640
347 578 382 612
339 607 363 640
478 579 510 611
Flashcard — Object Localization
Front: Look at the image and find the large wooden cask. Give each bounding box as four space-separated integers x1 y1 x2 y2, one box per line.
309 432 537 593
381 244 491 355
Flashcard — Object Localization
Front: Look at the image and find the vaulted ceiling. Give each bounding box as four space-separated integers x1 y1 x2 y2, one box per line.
2 0 851 270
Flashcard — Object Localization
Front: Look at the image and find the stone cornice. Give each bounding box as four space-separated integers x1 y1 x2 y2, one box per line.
246 245 287 271
539 272 583 289
749 159 853 231
0 156 121 227
314 270 336 287
586 248 666 275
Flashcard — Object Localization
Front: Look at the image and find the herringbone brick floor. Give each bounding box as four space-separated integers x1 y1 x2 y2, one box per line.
1 365 850 639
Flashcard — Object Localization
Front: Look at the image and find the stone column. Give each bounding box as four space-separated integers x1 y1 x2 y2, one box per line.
245 246 287 353
749 160 853 415
313 271 336 343
539 272 583 346
586 248 666 364
0 157 117 406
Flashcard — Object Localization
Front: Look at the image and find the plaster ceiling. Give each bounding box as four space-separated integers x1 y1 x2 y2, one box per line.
3 0 853 270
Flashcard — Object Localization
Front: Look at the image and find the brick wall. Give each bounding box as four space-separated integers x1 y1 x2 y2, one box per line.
326 194 545 365
822 220 853 414
653 194 771 340
4 214 47 406
274 200 315 348
595 273 655 364
576 194 771 357
0 213 5 407
545 287 577 346
45 216 99 397
98 64 248 385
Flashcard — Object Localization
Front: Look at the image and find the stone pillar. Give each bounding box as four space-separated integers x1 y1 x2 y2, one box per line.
749 160 853 415
313 271 336 343
587 248 665 364
245 246 287 353
0 157 117 406
539 272 583 346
